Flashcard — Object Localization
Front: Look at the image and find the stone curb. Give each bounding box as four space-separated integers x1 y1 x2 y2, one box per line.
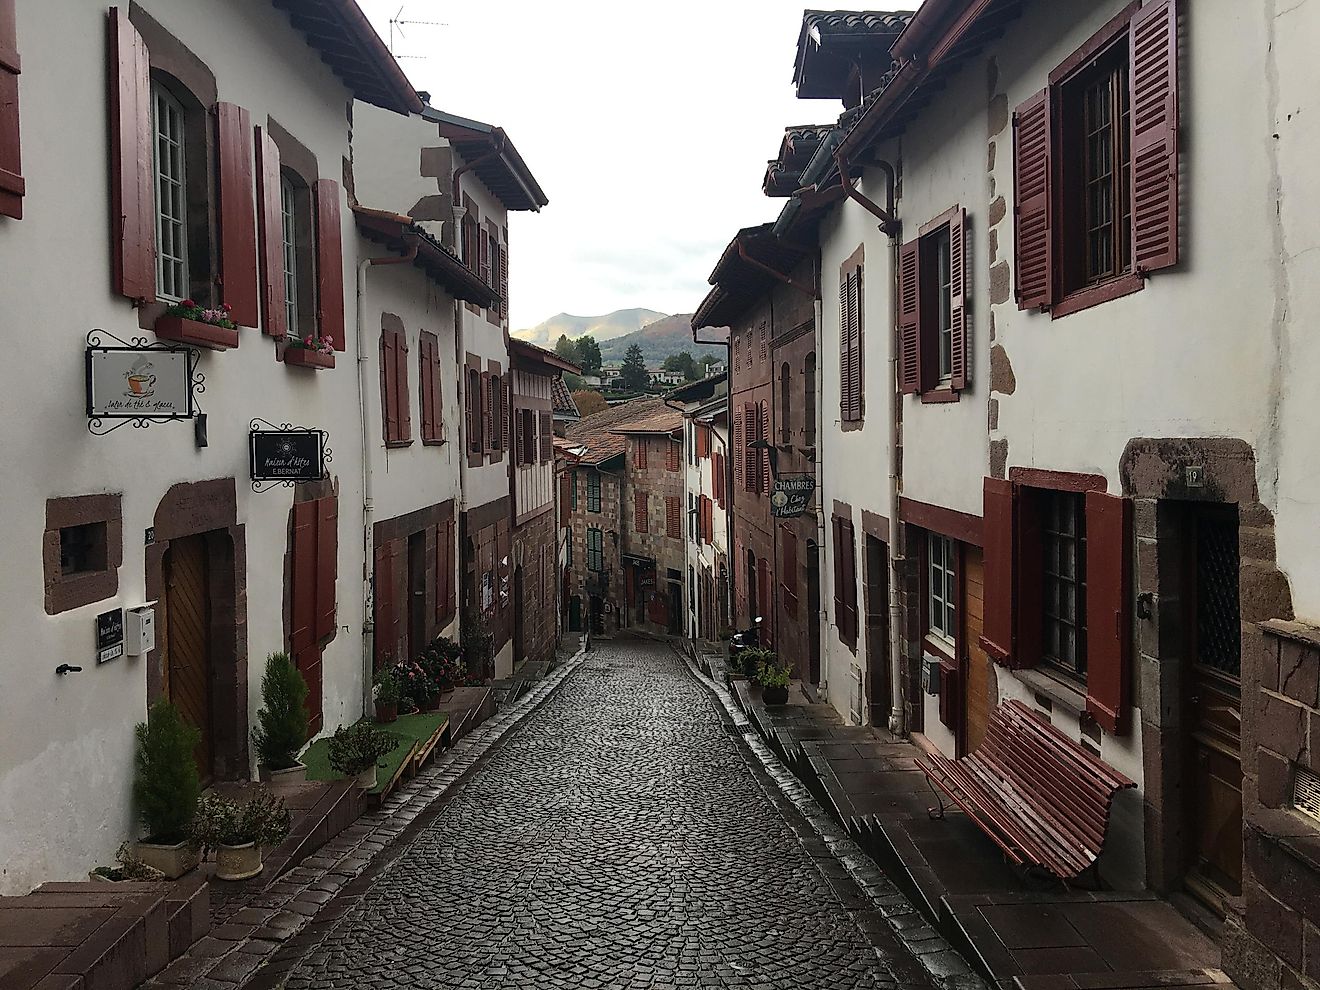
146 639 592 990
676 645 987 990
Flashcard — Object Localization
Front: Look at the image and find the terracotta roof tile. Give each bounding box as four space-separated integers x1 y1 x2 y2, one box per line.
563 397 673 465
551 377 580 417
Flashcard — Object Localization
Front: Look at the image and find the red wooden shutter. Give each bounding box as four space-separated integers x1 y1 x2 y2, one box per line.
636 438 647 469
314 177 346 350
667 441 679 472
635 491 647 533
290 500 317 654
1013 88 1053 310
215 102 258 327
842 521 858 644
396 334 412 441
938 659 960 730
0 0 23 220
759 401 771 494
949 208 969 390
1085 491 1132 734
782 529 798 616
851 268 864 419
380 330 399 443
897 239 920 394
501 379 511 451
696 426 707 459
373 540 400 666
832 518 845 633
667 497 681 538
255 128 287 338
1130 0 1180 274
315 495 337 641
499 231 509 321
418 333 434 440
108 7 154 303
982 477 1017 666
479 372 490 451
840 269 859 416
540 412 553 461
732 409 743 490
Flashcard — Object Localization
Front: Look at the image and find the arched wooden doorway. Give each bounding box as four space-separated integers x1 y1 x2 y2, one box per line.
161 533 213 781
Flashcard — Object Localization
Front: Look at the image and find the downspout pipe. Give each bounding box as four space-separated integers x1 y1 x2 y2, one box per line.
835 151 899 235
356 235 420 717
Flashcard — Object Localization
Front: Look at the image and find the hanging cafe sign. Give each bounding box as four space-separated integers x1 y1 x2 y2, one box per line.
85 331 204 434
249 419 331 492
770 474 817 519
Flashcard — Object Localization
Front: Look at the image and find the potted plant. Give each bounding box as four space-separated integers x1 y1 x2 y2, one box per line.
757 655 792 706
90 842 165 883
252 652 309 782
427 635 465 693
282 333 336 369
461 608 493 683
328 722 395 790
190 791 292 881
740 646 776 684
132 699 202 879
155 299 240 350
394 655 433 713
374 666 401 723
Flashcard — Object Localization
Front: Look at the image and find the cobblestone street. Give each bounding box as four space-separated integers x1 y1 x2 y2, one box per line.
280 640 928 989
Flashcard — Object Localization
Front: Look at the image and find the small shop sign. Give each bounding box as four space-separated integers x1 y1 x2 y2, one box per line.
96 608 125 664
85 332 201 435
770 474 817 519
248 419 332 491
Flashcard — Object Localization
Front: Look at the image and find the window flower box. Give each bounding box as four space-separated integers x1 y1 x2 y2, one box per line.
155 301 239 351
283 346 335 370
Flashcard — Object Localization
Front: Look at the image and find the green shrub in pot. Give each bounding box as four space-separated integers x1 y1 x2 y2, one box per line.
252 652 309 779
132 700 202 878
328 722 395 789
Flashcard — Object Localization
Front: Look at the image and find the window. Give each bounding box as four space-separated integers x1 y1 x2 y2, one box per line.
280 174 298 331
927 533 956 644
779 363 792 444
151 82 189 302
467 367 483 454
586 527 603 572
898 207 967 396
1042 491 1087 679
587 472 601 513
666 497 681 539
804 352 817 447
635 491 649 534
839 261 863 422
1013 0 1179 316
44 494 123 615
635 439 647 470
60 523 108 576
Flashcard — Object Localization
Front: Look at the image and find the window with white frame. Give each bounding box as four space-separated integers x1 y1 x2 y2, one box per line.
927 533 956 644
151 83 189 302
280 174 298 332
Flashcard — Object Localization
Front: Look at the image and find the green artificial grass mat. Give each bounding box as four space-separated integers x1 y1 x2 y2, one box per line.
301 711 448 794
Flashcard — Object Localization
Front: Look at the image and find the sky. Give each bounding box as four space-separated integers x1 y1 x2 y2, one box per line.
355 0 858 330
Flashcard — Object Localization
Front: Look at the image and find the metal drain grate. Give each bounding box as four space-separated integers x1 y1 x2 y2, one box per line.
1294 766 1320 823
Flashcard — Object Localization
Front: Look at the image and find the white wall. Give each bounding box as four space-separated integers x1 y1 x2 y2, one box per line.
512 370 554 519
0 0 367 892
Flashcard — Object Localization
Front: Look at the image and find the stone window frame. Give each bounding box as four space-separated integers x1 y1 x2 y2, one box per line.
44 494 123 615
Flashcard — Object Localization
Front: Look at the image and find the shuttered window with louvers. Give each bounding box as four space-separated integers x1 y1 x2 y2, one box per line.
0 0 23 220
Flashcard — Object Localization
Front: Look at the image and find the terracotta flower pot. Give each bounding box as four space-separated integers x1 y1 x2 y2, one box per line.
257 761 307 784
355 764 378 790
215 842 263 882
283 346 335 369
154 314 239 351
133 839 200 879
375 700 398 723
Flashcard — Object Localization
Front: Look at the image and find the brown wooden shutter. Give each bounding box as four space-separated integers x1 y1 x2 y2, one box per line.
1085 491 1132 734
840 270 855 416
949 208 969 390
897 239 921 394
418 333 434 440
1013 88 1053 310
380 330 399 443
479 231 490 286
667 497 681 538
667 441 679 472
499 231 509 321
315 494 337 642
759 401 771 494
782 528 799 616
636 438 647 470
396 334 411 441
314 177 346 350
540 411 553 461
215 102 258 327
852 267 864 419
0 0 23 220
635 491 647 533
938 659 961 730
732 409 743 490
108 7 154 303
373 539 400 666
1130 0 1180 274
255 128 287 338
501 379 511 451
479 372 490 452
290 500 317 654
981 477 1017 666
832 518 845 632
841 521 858 645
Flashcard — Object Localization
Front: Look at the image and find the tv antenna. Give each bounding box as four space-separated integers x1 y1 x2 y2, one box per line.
389 6 448 59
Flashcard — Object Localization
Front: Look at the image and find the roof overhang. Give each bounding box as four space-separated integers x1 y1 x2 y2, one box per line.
511 339 582 376
271 0 422 115
763 125 834 197
692 224 812 331
424 108 548 212
793 10 911 104
666 372 726 404
353 206 497 307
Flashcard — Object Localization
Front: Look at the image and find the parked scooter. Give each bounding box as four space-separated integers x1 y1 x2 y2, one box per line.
729 616 763 675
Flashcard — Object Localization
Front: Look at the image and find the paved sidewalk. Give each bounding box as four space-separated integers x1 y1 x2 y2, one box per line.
265 639 962 989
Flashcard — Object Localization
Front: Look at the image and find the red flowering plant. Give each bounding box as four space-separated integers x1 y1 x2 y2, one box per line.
165 299 237 330
421 636 465 690
392 655 436 711
286 333 334 354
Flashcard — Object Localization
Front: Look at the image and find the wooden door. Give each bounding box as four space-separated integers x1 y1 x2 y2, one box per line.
962 548 993 753
163 535 213 781
408 531 426 659
864 535 889 723
1184 503 1243 910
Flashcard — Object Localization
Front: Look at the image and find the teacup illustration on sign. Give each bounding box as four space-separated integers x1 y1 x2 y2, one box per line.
124 358 156 397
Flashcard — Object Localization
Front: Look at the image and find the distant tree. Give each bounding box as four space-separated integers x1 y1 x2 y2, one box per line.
699 354 721 374
572 389 608 417
554 334 580 364
663 351 700 381
562 372 585 392
620 344 650 391
575 335 603 375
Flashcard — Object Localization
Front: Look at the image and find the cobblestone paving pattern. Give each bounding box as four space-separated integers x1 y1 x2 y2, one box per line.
284 641 927 989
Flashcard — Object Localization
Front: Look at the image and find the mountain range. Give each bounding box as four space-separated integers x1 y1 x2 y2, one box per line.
514 309 727 367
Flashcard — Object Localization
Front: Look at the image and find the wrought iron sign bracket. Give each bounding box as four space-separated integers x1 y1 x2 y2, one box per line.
248 418 333 493
85 330 205 436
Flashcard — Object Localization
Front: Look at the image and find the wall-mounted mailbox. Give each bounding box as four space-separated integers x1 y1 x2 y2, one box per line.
125 605 156 656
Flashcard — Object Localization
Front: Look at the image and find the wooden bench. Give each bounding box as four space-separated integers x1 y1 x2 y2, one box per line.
918 699 1135 881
